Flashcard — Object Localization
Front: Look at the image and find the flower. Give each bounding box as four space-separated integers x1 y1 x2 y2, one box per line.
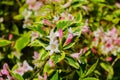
33 51 40 60
63 0 72 8
47 29 59 42
0 63 9 76
22 9 32 20
31 31 39 42
58 29 63 41
14 60 33 76
46 40 60 55
0 17 4 23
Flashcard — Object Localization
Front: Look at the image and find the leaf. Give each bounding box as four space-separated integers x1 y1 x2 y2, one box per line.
100 63 114 75
14 35 30 51
50 71 59 80
51 51 65 63
0 39 11 47
28 40 46 48
13 14 24 20
56 20 71 30
65 56 79 69
10 72 24 80
85 60 98 77
63 42 75 49
39 48 49 60
82 77 99 80
77 66 83 77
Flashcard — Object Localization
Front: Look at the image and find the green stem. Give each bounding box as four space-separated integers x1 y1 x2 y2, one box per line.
111 57 119 67
16 0 22 7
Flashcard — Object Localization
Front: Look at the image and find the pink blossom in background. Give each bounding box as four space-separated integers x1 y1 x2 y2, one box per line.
63 0 72 8
33 51 39 60
14 67 25 76
8 34 13 40
70 53 80 59
43 19 51 26
115 2 120 8
31 31 39 42
106 57 112 62
0 63 9 76
28 1 43 11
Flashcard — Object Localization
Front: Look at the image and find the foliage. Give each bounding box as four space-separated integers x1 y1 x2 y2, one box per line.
0 0 120 80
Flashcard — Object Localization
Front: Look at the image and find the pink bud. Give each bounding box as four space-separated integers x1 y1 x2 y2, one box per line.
83 47 87 53
106 57 112 62
8 34 13 40
64 33 73 45
58 29 63 41
91 47 97 53
48 59 54 67
43 19 51 26
63 1 72 8
44 72 48 80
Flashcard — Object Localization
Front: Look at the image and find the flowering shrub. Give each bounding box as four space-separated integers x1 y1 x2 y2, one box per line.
0 0 120 80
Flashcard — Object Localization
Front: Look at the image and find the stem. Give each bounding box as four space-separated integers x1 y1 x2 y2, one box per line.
16 0 22 7
29 57 49 80
111 57 119 67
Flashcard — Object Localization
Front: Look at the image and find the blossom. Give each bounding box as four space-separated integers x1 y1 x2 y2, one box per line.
43 19 51 26
14 60 33 76
47 29 59 42
63 0 72 8
28 1 43 11
46 40 60 55
58 29 63 41
23 19 32 28
0 63 9 76
22 9 32 20
33 51 40 60
106 57 112 62
31 31 39 42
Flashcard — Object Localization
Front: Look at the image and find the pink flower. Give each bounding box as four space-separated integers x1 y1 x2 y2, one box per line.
44 72 48 80
70 53 80 59
43 19 51 26
115 2 120 8
113 38 120 45
106 57 112 62
14 68 25 76
48 59 55 67
82 19 89 33
33 51 39 60
58 29 63 41
8 34 13 40
26 0 36 4
64 33 73 46
63 0 72 8
31 31 39 42
22 60 33 72
0 63 9 76
28 1 43 11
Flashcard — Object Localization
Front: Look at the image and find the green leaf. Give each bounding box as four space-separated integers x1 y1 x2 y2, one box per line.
28 40 46 48
63 42 75 49
51 51 65 63
0 39 11 47
56 20 71 30
100 63 114 75
50 71 59 80
85 60 98 77
13 14 24 20
14 35 30 51
82 77 99 80
39 48 49 60
12 73 24 80
65 56 79 69
77 66 83 77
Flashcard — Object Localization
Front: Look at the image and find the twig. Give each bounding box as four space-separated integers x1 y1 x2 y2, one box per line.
111 57 119 67
16 0 22 7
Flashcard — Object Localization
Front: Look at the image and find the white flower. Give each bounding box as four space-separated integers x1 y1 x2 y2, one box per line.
22 9 32 20
0 17 4 23
47 29 59 41
46 40 60 55
22 60 33 72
